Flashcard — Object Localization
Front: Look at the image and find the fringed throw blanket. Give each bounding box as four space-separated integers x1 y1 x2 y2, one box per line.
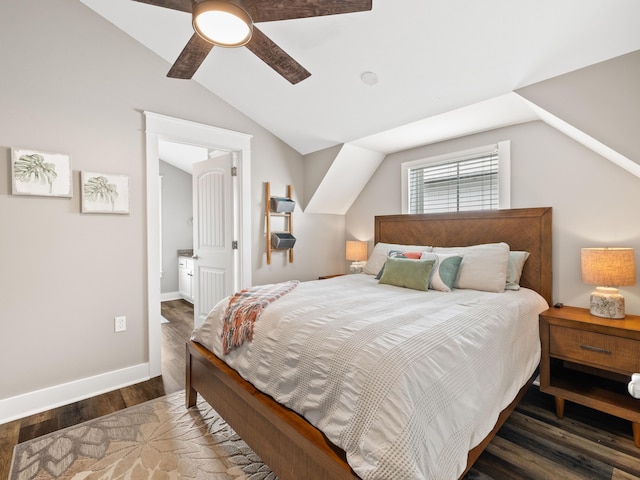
221 280 299 354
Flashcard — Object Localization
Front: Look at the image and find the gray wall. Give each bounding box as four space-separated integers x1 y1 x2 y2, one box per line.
159 161 193 295
346 119 640 314
0 0 344 410
347 51 640 314
517 50 640 166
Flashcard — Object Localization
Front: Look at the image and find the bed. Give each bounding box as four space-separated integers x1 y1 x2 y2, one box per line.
186 207 553 479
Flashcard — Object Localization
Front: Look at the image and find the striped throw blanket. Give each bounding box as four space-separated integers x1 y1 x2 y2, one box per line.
221 280 299 354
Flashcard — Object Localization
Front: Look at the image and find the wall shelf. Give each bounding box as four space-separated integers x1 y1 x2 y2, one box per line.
265 182 294 264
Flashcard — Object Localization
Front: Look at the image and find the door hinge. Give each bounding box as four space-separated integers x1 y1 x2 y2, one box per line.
232 240 238 250
231 166 237 177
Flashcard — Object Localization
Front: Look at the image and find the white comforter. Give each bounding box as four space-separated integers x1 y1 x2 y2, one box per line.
192 274 547 480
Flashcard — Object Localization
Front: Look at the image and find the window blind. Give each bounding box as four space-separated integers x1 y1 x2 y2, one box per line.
408 149 499 214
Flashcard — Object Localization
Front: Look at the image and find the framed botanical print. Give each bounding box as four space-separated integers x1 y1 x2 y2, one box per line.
11 148 72 197
81 171 130 214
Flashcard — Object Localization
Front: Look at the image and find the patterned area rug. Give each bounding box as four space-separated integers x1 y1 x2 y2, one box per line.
9 392 277 480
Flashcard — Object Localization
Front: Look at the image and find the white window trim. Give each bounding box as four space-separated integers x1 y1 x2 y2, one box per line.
401 140 511 214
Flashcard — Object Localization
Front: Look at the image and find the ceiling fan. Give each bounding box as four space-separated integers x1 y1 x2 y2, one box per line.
133 0 373 84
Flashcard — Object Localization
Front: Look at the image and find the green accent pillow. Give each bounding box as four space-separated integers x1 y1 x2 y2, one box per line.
375 250 423 280
378 257 435 291
505 251 530 290
421 252 463 291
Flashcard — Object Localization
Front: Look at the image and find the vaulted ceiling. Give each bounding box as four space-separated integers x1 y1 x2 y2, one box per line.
80 0 640 157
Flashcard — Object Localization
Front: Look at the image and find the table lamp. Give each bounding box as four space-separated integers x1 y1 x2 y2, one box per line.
581 247 636 319
346 241 368 273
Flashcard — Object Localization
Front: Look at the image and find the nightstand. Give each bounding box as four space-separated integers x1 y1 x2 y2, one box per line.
539 306 640 447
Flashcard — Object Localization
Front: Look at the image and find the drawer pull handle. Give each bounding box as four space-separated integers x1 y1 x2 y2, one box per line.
579 344 611 355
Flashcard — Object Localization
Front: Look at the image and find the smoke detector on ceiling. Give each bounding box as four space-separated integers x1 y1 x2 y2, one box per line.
361 71 378 86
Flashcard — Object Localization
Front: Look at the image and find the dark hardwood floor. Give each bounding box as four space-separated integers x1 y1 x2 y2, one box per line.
464 385 640 479
2 299 639 479
159 299 195 393
0 299 193 480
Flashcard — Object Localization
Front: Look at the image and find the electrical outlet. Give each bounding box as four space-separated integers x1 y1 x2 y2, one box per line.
115 315 126 332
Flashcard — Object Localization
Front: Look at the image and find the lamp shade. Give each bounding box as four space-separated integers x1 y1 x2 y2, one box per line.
581 248 636 286
346 241 367 262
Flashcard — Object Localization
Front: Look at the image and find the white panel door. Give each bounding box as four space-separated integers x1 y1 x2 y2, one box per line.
192 154 235 327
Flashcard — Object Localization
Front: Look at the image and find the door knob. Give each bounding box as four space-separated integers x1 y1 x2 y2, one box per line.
192 255 198 260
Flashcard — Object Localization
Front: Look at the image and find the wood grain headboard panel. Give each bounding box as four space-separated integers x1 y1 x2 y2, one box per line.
374 207 552 305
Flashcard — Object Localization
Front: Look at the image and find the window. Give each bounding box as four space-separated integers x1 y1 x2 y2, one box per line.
401 141 510 214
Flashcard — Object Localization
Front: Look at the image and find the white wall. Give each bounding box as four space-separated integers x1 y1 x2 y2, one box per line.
0 0 344 416
303 144 342 208
346 120 640 314
159 161 193 295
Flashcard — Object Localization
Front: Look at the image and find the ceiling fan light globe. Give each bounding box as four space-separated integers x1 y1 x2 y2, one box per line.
193 0 253 47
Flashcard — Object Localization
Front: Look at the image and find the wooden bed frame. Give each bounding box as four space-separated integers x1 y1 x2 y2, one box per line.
186 207 553 480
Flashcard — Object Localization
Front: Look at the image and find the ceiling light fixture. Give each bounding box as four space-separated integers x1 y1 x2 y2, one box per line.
193 0 253 47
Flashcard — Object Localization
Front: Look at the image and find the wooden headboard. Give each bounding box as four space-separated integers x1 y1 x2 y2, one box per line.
374 207 552 305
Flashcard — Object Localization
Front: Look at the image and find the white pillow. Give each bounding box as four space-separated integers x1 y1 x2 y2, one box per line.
363 242 433 276
434 242 510 293
420 252 463 292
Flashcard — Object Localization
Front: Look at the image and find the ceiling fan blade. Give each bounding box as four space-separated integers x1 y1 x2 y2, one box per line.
245 27 311 84
167 33 214 79
245 0 372 23
131 0 193 13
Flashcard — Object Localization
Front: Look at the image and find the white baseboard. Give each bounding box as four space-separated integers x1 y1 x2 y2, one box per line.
161 291 181 301
0 363 150 424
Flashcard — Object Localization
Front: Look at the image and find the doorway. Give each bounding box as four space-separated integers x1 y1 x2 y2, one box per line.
145 112 252 378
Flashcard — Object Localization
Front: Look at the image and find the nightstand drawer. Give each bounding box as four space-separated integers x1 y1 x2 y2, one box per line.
550 325 640 373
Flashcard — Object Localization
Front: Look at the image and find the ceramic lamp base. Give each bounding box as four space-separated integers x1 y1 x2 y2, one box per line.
590 287 625 319
349 261 366 274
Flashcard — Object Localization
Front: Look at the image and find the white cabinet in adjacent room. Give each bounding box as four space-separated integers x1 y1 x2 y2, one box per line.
178 256 194 303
